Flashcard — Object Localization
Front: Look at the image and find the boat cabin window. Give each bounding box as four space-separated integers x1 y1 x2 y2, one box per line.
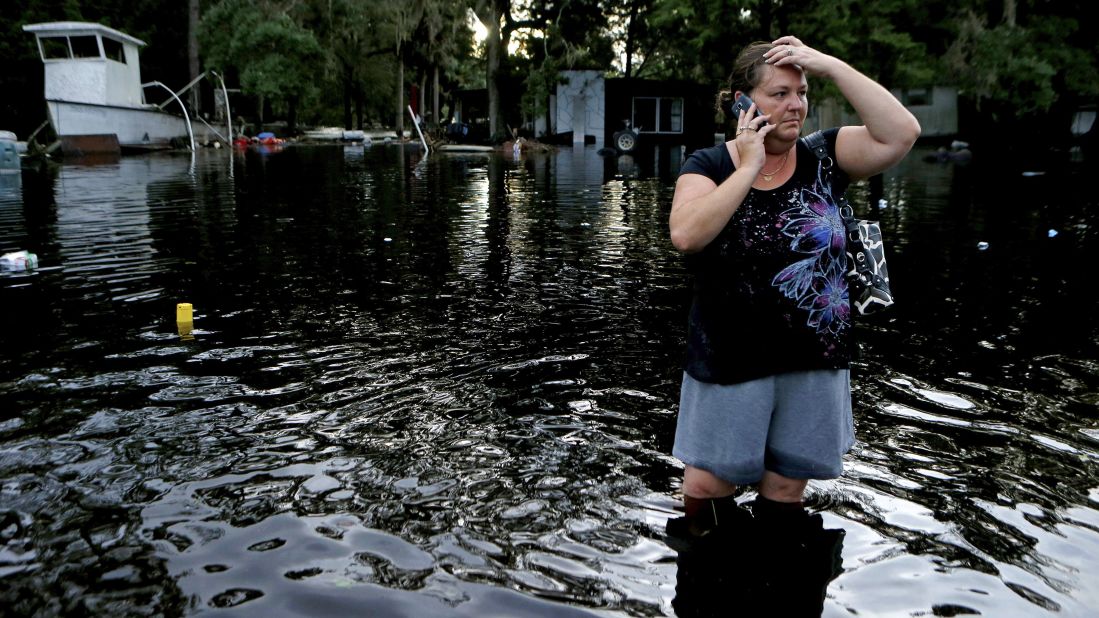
40 37 72 59
69 35 101 58
102 37 126 63
38 35 104 60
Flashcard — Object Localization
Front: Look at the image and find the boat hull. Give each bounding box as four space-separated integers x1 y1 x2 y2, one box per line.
47 99 207 152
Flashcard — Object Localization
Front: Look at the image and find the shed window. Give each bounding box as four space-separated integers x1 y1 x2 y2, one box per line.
902 88 932 106
633 98 656 132
632 97 683 134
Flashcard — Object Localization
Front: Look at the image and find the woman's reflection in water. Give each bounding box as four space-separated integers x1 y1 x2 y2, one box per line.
667 498 845 617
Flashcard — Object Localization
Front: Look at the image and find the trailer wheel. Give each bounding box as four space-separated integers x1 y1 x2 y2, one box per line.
613 130 637 153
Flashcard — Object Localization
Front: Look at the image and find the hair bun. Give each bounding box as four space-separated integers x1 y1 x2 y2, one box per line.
716 90 734 116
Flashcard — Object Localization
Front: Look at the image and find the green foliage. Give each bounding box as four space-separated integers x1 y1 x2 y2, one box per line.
520 52 563 121
635 0 1098 131
408 0 477 109
547 0 617 69
944 13 1053 115
936 2 1098 131
645 0 760 83
417 0 474 72
3 0 1098 136
778 0 934 109
1029 15 1098 99
200 0 324 105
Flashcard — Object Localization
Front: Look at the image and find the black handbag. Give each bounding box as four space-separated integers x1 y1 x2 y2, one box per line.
802 131 894 315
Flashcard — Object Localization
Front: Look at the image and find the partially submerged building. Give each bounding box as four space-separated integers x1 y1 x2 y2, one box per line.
535 70 715 154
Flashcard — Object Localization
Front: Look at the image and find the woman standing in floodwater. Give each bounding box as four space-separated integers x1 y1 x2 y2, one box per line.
664 35 919 607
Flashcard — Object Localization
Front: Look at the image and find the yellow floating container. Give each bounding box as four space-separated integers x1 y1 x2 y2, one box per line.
177 320 194 339
176 302 193 323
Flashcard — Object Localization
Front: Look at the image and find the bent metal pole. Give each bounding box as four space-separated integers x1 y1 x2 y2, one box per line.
211 71 233 143
408 105 429 153
143 81 196 151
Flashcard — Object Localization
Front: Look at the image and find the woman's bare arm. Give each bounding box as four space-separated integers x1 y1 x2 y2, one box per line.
767 36 921 179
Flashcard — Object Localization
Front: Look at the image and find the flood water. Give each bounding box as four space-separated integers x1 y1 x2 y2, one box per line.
1 142 1097 617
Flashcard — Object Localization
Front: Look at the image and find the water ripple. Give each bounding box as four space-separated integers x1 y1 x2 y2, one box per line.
1 147 1097 616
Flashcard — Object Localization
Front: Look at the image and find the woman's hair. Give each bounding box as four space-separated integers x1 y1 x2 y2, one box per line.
715 41 775 117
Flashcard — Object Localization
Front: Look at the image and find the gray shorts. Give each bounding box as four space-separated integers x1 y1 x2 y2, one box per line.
673 369 854 485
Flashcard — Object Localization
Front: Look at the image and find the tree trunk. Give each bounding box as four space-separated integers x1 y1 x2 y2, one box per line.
395 57 404 138
343 64 353 130
758 0 774 40
625 0 638 78
187 0 201 114
288 96 298 134
419 73 426 124
486 21 502 140
433 65 440 125
545 91 552 137
477 0 506 141
1003 0 1016 26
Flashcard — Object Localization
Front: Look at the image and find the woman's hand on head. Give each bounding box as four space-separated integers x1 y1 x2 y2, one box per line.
764 35 835 78
765 35 921 178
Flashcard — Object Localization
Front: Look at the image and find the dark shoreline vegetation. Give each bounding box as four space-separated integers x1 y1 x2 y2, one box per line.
2 0 1097 146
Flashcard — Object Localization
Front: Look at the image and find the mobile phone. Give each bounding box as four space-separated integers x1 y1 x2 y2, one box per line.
732 94 766 126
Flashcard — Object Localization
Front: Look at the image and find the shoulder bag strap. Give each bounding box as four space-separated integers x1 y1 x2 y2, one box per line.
802 131 874 285
801 130 830 163
801 130 847 211
801 130 840 195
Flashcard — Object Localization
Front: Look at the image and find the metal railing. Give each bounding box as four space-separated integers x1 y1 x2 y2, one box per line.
149 70 234 149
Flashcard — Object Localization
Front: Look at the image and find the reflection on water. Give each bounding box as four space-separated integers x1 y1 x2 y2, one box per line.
1 144 1097 616
668 499 845 617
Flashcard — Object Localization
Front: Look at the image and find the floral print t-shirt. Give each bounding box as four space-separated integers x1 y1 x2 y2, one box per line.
679 128 854 385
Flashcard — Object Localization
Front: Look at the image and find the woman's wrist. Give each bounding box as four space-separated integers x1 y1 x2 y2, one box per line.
734 163 762 180
816 55 848 82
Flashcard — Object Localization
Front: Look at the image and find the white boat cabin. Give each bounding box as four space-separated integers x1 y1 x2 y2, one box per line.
23 22 149 109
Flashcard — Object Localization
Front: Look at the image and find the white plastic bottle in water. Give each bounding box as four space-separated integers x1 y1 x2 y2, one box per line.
0 250 38 271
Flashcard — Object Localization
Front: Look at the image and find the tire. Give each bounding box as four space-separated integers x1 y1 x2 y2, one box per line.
613 130 637 153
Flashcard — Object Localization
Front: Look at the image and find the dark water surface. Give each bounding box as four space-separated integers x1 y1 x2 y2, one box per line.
1 143 1097 617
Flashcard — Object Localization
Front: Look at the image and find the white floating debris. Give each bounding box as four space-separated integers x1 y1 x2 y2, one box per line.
977 241 989 250
878 198 888 209
1048 229 1059 238
1021 171 1045 177
0 250 38 271
383 237 393 242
